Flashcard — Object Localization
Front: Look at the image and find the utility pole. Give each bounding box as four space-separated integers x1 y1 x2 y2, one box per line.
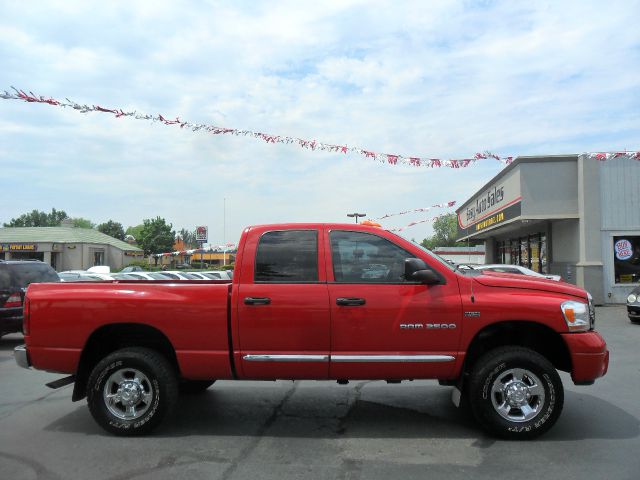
347 213 367 224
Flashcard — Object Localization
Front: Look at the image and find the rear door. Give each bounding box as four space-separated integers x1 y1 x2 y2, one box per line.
235 227 331 379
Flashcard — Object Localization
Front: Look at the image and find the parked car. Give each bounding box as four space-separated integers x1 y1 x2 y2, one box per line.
111 273 147 281
120 266 143 273
473 264 562 281
160 271 202 280
58 271 115 282
1 260 59 336
627 285 640 323
193 271 232 280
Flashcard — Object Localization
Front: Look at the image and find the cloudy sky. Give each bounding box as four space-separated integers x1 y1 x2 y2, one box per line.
1 0 638 245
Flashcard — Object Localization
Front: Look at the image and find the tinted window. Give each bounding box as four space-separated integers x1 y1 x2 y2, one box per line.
255 230 318 282
0 262 60 290
330 231 412 283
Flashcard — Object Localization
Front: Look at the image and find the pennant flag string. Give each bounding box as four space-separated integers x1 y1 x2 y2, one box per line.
375 201 457 220
2 88 639 168
0 87 512 168
388 215 448 232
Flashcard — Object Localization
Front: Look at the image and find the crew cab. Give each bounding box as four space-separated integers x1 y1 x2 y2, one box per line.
15 223 609 439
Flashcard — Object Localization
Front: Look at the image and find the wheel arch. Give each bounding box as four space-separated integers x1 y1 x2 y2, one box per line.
463 320 572 376
72 323 179 401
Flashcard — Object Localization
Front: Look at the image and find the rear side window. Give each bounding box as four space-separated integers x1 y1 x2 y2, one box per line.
255 230 318 283
0 263 60 290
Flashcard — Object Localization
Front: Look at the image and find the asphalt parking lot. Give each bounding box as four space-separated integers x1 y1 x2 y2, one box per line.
1 305 639 480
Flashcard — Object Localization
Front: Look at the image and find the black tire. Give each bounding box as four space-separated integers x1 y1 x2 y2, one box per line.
179 380 215 394
86 347 178 436
468 346 564 440
630 317 640 324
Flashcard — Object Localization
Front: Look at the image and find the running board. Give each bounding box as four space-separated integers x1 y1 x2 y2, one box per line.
45 375 76 389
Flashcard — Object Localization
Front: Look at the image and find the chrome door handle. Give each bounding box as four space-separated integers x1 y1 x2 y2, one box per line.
336 297 366 306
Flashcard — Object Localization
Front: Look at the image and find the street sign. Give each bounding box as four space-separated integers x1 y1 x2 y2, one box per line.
195 226 208 243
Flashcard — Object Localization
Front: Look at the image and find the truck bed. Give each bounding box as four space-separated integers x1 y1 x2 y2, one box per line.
26 281 233 379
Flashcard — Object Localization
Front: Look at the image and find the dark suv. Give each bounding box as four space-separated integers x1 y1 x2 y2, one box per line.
0 260 60 337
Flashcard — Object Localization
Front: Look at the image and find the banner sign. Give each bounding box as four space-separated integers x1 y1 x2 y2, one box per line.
195 226 208 243
0 243 37 252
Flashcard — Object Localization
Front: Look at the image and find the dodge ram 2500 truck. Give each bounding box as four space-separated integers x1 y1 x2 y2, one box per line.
15 223 609 439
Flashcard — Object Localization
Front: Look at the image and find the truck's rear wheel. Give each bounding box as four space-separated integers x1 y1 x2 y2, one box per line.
86 347 178 435
468 346 564 440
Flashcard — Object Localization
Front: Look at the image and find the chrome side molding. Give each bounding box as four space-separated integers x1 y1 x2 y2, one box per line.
243 354 455 363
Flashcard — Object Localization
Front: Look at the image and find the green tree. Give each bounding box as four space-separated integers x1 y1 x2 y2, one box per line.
125 224 144 243
420 213 459 249
177 228 197 248
138 217 175 255
98 220 126 240
3 208 68 227
71 217 96 229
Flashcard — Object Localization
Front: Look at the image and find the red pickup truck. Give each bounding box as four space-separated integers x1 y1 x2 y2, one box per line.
15 223 609 439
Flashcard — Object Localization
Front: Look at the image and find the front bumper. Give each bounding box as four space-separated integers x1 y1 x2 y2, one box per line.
627 305 640 320
561 331 609 384
14 345 31 369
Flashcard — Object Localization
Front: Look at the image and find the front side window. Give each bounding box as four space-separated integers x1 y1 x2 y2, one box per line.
255 230 318 283
330 231 412 283
613 236 640 283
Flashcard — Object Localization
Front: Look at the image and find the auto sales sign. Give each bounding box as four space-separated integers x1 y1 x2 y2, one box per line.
457 171 522 239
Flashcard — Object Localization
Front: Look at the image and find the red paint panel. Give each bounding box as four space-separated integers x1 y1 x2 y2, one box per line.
562 332 609 382
234 225 331 379
29 346 81 373
26 282 232 378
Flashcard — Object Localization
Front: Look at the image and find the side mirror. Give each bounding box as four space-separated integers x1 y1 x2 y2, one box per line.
404 258 442 285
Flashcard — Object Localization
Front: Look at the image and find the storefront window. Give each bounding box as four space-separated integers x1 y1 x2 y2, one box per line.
530 236 540 273
510 239 519 265
613 236 640 283
494 234 548 272
540 235 548 274
520 238 530 269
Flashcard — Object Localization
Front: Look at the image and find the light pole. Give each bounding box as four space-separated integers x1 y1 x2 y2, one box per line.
347 213 367 224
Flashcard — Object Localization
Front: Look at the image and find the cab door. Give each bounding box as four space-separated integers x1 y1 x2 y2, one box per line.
326 229 462 379
235 227 331 379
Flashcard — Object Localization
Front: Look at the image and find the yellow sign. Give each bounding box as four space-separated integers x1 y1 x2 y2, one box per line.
0 243 38 252
475 212 505 231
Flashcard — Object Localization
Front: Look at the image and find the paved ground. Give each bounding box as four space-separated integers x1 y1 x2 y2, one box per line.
1 306 639 480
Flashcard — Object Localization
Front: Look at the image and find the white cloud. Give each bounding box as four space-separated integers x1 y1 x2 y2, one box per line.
0 0 638 244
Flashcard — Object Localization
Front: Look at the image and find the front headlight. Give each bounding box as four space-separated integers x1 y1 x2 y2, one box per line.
628 294 638 304
561 300 590 332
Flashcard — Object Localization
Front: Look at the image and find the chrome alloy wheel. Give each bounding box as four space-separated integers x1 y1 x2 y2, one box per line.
103 368 154 420
490 368 545 422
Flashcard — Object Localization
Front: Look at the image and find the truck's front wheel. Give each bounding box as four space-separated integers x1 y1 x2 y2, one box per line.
86 347 178 435
468 346 564 440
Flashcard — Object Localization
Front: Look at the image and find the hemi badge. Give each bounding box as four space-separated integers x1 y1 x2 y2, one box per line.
464 311 481 317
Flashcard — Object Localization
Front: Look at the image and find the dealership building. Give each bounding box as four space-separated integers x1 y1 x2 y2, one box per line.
0 227 143 271
456 154 640 305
